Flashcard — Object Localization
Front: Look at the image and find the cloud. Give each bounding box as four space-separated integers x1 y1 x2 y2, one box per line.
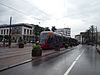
26 0 66 19
0 0 50 24
0 0 100 37
64 0 100 31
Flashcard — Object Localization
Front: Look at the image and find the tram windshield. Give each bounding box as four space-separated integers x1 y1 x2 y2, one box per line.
40 33 48 44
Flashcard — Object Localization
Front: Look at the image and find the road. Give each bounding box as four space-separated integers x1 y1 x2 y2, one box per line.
0 45 100 75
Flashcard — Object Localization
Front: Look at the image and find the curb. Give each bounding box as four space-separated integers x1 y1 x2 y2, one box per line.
0 59 32 72
0 47 75 72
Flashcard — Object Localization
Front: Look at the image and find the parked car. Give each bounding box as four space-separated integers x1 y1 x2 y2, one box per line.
87 42 94 46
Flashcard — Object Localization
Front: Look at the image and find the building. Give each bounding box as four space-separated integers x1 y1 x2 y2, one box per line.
75 31 100 44
0 23 34 43
55 28 71 37
75 34 82 43
75 32 87 44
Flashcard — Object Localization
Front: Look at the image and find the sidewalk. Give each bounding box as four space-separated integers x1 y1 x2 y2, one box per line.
0 42 32 48
0 46 69 71
0 47 32 59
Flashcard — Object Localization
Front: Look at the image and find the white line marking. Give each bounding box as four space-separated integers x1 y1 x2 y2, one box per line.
64 50 85 75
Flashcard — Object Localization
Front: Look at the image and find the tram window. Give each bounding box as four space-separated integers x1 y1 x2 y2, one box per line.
40 33 48 39
40 39 45 44
40 33 48 44
48 37 53 43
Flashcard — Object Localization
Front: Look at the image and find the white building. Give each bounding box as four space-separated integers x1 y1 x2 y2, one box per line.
55 28 71 37
0 23 34 43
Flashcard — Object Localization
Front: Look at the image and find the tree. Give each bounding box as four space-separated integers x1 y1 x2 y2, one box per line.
84 25 96 44
84 29 91 43
90 25 95 43
33 25 44 36
33 25 45 41
45 27 50 31
51 26 57 32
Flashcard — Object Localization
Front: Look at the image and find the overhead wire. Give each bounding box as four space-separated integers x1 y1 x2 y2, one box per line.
0 2 44 21
22 0 50 17
0 0 100 22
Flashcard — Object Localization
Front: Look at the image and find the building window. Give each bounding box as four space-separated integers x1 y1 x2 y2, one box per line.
30 30 32 35
1 30 3 34
24 29 26 34
7 29 9 35
27 29 29 35
4 29 5 35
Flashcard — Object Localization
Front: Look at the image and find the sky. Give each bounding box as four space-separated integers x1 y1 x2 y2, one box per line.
0 0 100 37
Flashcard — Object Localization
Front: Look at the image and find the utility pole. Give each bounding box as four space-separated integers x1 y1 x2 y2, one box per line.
8 16 12 48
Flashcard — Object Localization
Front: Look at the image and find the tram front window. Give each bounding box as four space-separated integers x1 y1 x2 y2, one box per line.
40 33 48 44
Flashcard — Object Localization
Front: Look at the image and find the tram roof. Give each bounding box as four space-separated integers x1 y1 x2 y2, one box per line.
41 31 67 37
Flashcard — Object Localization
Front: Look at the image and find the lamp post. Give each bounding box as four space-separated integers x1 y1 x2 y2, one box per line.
8 16 12 48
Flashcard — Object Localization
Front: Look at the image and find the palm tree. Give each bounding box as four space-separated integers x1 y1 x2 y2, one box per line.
85 29 91 43
90 25 95 43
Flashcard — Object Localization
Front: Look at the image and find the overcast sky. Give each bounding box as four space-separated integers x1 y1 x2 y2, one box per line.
0 0 100 37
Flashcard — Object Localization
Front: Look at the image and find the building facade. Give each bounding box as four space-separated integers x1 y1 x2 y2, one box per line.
0 23 34 43
75 31 100 44
55 28 71 37
75 34 82 43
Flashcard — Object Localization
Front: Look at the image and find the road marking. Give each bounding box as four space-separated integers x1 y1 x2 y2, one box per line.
64 50 85 75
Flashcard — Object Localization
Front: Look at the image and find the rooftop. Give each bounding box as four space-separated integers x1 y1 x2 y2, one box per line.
0 23 33 28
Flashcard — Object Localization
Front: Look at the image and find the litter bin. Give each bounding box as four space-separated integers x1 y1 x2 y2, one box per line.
18 37 24 48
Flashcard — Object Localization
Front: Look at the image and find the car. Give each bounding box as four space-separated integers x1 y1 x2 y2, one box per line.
87 42 94 46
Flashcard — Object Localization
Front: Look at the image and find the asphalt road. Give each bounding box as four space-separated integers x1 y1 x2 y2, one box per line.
0 45 100 75
69 45 100 75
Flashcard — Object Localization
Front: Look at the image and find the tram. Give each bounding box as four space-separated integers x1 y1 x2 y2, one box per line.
40 31 79 50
